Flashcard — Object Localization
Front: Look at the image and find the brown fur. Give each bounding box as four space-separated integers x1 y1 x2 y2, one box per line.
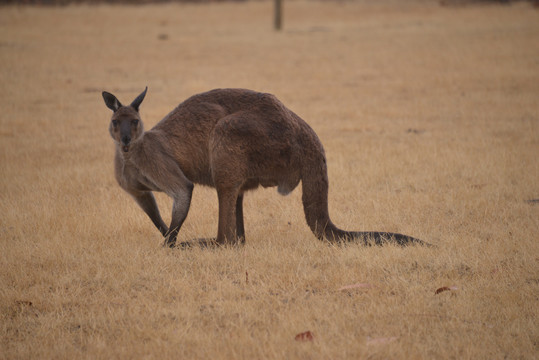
102 88 427 247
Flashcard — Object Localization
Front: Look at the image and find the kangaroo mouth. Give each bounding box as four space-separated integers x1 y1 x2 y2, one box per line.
122 145 129 153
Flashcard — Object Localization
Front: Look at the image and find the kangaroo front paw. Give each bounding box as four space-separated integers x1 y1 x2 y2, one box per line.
163 239 176 248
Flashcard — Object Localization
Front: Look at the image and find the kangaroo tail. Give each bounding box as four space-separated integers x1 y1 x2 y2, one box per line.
334 231 431 247
300 143 429 247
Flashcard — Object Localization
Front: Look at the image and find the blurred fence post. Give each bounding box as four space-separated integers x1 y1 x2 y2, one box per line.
274 0 282 31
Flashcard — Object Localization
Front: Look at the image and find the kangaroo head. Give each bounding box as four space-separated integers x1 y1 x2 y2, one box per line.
102 87 147 153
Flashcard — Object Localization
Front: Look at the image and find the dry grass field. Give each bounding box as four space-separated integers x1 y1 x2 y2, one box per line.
1 0 538 358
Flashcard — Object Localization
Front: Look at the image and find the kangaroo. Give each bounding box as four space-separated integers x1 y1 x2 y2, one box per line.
102 87 426 248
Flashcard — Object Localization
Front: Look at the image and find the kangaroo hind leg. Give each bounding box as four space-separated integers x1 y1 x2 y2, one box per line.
236 193 245 243
180 191 245 249
215 186 242 246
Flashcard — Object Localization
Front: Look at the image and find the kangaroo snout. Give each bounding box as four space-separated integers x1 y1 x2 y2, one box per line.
121 135 131 152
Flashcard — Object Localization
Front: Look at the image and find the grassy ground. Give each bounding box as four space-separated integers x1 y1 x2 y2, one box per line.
1 1 538 358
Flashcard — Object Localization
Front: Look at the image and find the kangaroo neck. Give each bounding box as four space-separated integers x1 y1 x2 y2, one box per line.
116 136 144 162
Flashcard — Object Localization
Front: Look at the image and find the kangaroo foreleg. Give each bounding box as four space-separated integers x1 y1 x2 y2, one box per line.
132 192 168 236
137 157 194 248
164 190 193 248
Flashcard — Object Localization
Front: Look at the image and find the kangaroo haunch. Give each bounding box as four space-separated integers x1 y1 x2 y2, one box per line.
102 88 426 247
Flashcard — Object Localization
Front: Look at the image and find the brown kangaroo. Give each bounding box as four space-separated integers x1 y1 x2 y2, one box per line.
102 87 426 248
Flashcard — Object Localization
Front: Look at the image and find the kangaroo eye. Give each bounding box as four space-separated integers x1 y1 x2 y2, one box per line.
132 119 139 126
111 120 118 127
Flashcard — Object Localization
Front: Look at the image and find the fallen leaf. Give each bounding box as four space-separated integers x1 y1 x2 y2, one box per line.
435 286 450 294
295 331 314 342
366 336 398 345
435 286 458 295
338 283 374 291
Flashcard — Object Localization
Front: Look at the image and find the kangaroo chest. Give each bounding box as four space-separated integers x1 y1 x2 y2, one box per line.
115 155 162 193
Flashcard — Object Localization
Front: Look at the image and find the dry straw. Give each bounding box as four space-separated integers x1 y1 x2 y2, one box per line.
1 1 538 359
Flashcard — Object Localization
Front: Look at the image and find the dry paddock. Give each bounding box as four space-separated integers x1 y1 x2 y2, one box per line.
1 1 538 358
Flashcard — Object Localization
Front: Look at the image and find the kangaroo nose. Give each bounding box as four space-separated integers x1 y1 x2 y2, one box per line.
121 135 131 145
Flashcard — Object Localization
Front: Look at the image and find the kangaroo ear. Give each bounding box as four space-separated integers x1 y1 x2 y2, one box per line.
102 91 122 112
130 86 148 112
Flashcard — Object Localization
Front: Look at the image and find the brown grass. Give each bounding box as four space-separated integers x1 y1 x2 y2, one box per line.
1 1 538 358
